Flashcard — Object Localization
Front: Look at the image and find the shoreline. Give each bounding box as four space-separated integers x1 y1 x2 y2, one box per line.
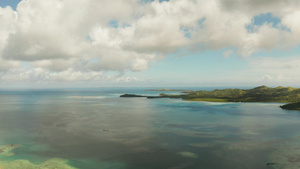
120 86 300 111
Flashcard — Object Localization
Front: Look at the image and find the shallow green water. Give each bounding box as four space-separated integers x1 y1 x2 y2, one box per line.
0 88 299 169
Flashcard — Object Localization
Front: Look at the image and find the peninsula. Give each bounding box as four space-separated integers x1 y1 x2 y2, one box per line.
120 86 300 111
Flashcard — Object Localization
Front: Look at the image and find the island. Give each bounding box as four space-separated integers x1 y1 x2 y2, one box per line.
145 89 192 93
120 86 300 111
280 102 300 110
120 94 147 97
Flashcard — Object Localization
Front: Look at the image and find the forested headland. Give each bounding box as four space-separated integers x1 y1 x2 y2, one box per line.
121 86 300 110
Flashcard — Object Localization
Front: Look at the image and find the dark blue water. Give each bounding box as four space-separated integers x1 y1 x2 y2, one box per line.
0 88 299 169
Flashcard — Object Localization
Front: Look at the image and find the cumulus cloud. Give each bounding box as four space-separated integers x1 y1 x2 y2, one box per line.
0 0 300 82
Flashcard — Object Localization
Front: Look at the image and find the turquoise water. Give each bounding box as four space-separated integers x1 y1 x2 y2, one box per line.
0 88 300 169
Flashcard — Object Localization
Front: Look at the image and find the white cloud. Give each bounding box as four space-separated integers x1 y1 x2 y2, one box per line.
223 50 234 58
0 68 103 81
260 74 283 83
0 0 300 83
0 6 17 51
245 56 300 85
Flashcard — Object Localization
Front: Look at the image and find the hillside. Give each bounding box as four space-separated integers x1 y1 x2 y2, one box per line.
182 86 300 103
121 86 300 110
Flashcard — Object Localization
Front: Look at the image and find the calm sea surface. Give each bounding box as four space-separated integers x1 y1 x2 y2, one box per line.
0 88 299 169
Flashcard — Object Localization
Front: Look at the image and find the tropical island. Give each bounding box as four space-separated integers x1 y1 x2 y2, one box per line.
145 89 192 92
120 86 300 111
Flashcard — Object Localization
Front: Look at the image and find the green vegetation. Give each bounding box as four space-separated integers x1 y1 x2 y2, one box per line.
180 86 300 103
184 98 229 102
182 86 300 110
120 94 147 97
121 86 300 110
0 158 77 169
280 102 300 111
145 89 189 91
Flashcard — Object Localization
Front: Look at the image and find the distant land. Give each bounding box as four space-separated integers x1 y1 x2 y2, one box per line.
121 86 300 111
145 89 192 92
280 102 300 110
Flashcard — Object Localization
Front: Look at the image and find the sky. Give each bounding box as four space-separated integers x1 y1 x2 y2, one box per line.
1 0 300 88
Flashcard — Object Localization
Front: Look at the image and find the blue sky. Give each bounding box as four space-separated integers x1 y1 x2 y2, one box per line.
1 0 300 88
0 0 20 10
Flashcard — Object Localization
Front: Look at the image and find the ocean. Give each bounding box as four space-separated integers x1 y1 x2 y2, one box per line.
0 88 299 169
